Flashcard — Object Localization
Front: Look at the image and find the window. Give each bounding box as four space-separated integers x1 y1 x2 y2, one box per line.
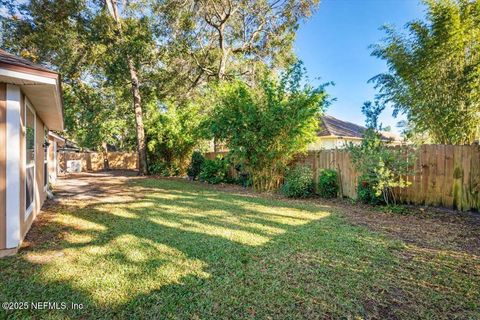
44 127 48 189
25 101 35 218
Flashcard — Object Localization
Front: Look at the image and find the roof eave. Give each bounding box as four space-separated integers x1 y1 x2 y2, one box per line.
0 65 64 131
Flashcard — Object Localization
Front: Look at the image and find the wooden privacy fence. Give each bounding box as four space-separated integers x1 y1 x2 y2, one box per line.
294 145 480 211
206 144 480 211
59 151 139 172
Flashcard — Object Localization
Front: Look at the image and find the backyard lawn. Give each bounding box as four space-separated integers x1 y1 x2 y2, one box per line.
0 174 479 319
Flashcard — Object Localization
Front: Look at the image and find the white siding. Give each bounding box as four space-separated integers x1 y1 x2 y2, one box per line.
307 137 362 150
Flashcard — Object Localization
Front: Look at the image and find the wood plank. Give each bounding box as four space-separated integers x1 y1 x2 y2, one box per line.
461 145 471 211
471 145 480 209
443 145 455 208
452 146 463 210
428 145 438 206
436 145 446 207
425 145 433 205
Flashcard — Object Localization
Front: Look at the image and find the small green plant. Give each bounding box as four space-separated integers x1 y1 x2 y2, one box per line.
357 176 383 205
148 162 179 177
199 156 229 184
281 165 314 198
148 162 167 175
187 151 205 180
317 169 339 198
382 204 409 215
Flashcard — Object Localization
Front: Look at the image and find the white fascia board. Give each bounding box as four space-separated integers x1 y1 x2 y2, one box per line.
48 131 65 142
0 67 57 85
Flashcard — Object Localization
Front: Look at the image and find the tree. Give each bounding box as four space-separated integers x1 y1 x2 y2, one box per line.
205 62 331 191
371 0 480 145
63 84 137 151
1 0 322 173
156 0 322 152
2 0 157 171
0 0 142 152
104 0 149 174
145 101 205 175
157 0 320 84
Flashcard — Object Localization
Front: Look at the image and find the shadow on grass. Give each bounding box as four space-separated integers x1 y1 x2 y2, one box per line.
0 177 478 319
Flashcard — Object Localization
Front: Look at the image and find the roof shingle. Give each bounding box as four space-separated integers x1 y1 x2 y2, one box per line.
318 115 401 141
0 49 58 74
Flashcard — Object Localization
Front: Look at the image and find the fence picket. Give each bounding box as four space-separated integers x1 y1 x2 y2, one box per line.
206 144 480 211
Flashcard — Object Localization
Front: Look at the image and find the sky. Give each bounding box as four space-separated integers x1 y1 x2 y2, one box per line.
295 0 425 134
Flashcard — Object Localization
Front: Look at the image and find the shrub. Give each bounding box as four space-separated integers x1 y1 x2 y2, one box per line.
281 166 314 198
199 156 229 184
204 62 331 191
318 169 339 198
145 101 205 175
347 100 415 205
187 151 205 180
357 176 383 205
148 161 180 177
234 163 252 188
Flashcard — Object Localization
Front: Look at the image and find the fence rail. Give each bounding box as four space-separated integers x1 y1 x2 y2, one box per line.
206 144 480 211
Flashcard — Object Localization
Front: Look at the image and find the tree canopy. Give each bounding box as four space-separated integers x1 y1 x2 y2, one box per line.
1 0 320 163
371 0 480 144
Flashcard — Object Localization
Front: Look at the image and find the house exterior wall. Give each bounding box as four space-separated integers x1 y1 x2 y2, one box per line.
19 93 48 245
48 137 57 182
0 85 49 257
0 83 6 251
307 137 362 150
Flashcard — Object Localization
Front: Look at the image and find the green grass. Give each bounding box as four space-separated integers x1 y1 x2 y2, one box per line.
0 178 478 319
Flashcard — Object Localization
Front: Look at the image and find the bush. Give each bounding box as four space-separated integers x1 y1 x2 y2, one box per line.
357 176 383 205
204 62 331 191
145 101 204 175
318 169 339 198
281 166 314 198
347 101 415 205
187 151 205 180
148 162 179 177
199 156 229 184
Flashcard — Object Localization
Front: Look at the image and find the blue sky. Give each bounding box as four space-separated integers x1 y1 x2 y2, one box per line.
295 0 425 134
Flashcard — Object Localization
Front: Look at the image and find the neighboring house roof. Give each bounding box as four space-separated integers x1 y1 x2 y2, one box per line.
0 49 58 75
48 132 81 151
48 131 65 141
0 49 64 131
318 115 401 142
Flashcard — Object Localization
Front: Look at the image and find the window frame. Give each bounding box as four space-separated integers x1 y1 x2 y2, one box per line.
25 99 36 220
44 126 48 190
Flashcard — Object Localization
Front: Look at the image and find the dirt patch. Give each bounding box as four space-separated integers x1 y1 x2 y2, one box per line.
328 200 480 256
53 170 145 204
21 170 145 252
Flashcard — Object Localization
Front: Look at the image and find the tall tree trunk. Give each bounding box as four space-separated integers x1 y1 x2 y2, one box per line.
127 58 148 174
106 0 148 175
102 141 110 171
